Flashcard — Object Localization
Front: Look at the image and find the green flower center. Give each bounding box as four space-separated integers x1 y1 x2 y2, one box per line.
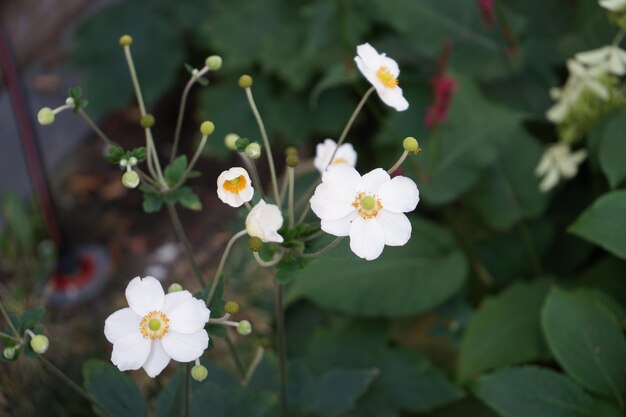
360 196 376 211
148 318 161 331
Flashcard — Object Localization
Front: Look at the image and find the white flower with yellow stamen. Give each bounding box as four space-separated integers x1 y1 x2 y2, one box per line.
535 143 588 192
104 276 210 378
310 164 419 260
314 139 358 173
217 167 254 208
354 43 409 111
246 200 284 243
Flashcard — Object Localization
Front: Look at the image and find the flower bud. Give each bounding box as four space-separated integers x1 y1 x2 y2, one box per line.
140 114 155 128
224 301 240 315
200 121 215 136
122 171 140 188
237 320 252 336
286 154 299 168
3 346 16 360
245 142 261 160
285 146 298 156
128 156 138 166
191 364 208 382
206 55 223 71
224 133 239 151
30 335 49 354
119 35 133 46
65 97 76 107
239 75 253 89
248 236 263 252
168 283 183 293
403 136 420 153
37 108 55 125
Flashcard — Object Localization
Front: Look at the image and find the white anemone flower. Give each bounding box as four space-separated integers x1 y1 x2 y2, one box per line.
246 200 284 243
314 139 358 173
217 167 254 208
576 46 626 76
599 0 626 12
354 43 409 112
535 143 588 192
104 276 210 378
310 164 419 261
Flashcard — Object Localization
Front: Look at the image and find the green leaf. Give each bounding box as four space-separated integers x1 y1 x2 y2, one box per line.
541 288 626 407
164 156 188 186
287 218 467 317
142 192 164 213
569 190 626 260
155 370 184 417
83 360 148 417
276 255 308 284
424 398 499 417
106 145 125 164
598 109 626 188
473 367 595 417
173 187 202 211
458 280 550 384
17 306 45 335
130 147 147 162
189 381 274 417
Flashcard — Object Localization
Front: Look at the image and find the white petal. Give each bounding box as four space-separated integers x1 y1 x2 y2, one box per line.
349 217 385 261
381 56 400 77
334 143 358 167
111 333 151 371
546 100 569 123
163 290 193 313
356 43 382 69
239 185 254 203
355 56 384 91
377 176 419 213
608 50 626 75
361 168 390 194
104 308 141 344
161 330 209 363
586 79 609 100
310 183 358 220
143 341 171 378
321 163 363 190
539 168 560 192
600 0 626 12
376 211 411 246
125 276 165 316
379 87 409 111
575 47 609 66
167 298 211 334
320 212 357 237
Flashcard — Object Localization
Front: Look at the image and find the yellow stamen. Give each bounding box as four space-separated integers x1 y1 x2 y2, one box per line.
376 66 398 88
332 157 348 165
222 175 247 193
140 311 170 339
352 192 383 220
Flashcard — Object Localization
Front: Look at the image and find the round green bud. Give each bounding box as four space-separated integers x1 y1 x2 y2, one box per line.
248 236 263 252
65 97 75 107
238 75 253 89
37 107 55 126
168 283 183 293
245 142 262 160
403 136 420 153
3 346 16 360
122 170 140 189
30 335 49 354
224 133 240 151
191 364 208 382
285 154 299 168
224 301 240 315
119 34 133 46
200 121 215 136
285 146 298 156
140 114 155 128
205 55 223 71
237 320 252 336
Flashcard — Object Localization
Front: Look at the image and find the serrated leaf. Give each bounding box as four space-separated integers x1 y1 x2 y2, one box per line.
131 147 147 162
143 192 165 213
174 187 202 211
164 156 188 186
106 145 125 164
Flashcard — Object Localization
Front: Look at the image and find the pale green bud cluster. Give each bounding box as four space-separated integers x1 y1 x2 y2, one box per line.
200 121 215 136
30 335 49 354
122 171 140 188
206 55 223 71
237 320 252 336
225 133 239 151
168 283 183 293
191 364 208 382
37 107 55 125
245 142 261 159
3 346 16 360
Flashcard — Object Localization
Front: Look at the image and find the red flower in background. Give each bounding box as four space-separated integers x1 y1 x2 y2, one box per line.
478 0 495 28
425 75 457 129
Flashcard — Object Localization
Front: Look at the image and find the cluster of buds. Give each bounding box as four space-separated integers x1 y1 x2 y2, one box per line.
120 156 140 188
3 329 50 360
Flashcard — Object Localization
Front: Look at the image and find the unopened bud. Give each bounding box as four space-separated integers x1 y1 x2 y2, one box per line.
122 171 140 188
224 301 240 315
128 156 138 166
225 133 239 151
206 55 223 71
65 97 76 107
286 154 299 168
200 121 215 136
30 335 49 354
237 320 252 336
168 283 183 293
248 237 263 252
245 142 261 160
119 35 133 46
140 114 155 129
238 75 253 89
3 346 16 360
403 137 420 153
191 364 208 382
37 108 55 125
285 146 298 156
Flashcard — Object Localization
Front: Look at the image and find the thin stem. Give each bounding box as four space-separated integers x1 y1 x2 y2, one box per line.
287 167 295 228
253 251 283 267
146 130 167 189
173 134 208 189
38 357 115 417
123 46 146 116
225 332 246 380
166 204 205 287
136 168 160 188
244 201 252 211
612 29 626 47
206 230 248 305
245 88 280 204
171 67 209 162
0 330 19 341
244 347 265 386
275 283 288 417
183 363 190 417
295 179 321 226
387 150 409 174
302 236 343 259
240 153 265 200
0 300 19 337
279 172 289 209
78 110 114 147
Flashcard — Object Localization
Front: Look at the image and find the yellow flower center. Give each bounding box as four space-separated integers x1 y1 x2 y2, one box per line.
222 175 247 193
352 192 383 220
376 66 398 88
140 311 170 339
332 157 348 165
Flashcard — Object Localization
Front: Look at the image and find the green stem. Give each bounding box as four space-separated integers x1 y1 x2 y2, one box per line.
245 87 280 204
78 110 114 147
295 179 321 226
287 167 295 228
275 282 288 417
166 204 205 287
0 331 19 341
240 153 265 199
244 347 265 386
387 150 409 174
0 300 19 337
39 357 115 417
183 363 190 417
253 251 283 267
123 46 146 116
612 29 626 47
146 129 168 189
173 134 208 189
225 332 246 380
206 230 248 305
302 236 343 258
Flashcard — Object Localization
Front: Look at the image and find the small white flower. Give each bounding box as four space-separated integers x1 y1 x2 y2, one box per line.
104 276 210 378
567 59 609 100
576 46 626 76
314 139 358 173
354 43 409 112
535 143 588 192
599 0 626 12
217 167 254 208
246 200 284 243
310 164 419 261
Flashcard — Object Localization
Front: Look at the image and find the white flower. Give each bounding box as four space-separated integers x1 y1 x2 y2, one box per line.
535 143 588 192
354 43 409 112
217 167 254 207
104 276 210 378
246 200 284 243
314 139 358 173
576 45 626 76
310 164 419 261
599 0 626 12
